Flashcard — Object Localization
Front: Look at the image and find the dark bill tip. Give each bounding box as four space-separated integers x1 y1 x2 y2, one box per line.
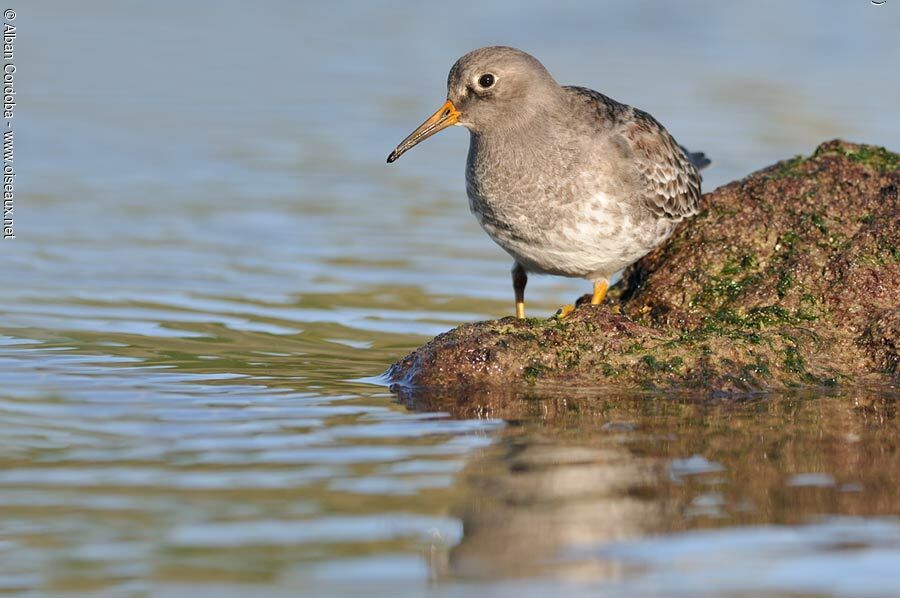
386 150 399 164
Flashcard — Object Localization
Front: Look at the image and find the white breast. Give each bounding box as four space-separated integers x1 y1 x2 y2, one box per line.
475 188 674 280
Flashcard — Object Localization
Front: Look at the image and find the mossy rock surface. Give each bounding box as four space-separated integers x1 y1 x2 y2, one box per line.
389 140 900 394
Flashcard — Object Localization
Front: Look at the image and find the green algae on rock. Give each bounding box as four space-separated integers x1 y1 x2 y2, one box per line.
389 140 900 393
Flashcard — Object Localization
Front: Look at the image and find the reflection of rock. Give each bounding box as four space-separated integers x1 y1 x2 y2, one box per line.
419 389 900 583
390 141 900 393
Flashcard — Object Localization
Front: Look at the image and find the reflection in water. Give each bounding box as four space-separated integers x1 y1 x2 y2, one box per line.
403 389 900 593
448 429 666 581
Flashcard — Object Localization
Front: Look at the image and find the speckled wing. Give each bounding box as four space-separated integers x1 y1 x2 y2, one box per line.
621 108 704 222
564 86 705 223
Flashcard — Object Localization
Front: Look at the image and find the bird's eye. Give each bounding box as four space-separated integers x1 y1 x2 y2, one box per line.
478 74 495 88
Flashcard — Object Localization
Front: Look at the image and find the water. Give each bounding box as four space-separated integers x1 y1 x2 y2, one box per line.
5 1 900 595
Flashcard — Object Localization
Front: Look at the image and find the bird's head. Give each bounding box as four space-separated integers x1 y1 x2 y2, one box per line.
387 46 560 163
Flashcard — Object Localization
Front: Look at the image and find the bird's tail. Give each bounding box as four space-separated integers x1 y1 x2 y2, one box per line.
681 146 711 171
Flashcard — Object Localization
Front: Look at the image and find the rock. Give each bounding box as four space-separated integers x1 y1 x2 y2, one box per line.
388 140 900 394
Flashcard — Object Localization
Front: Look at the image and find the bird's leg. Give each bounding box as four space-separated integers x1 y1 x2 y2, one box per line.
591 278 609 305
556 304 576 318
557 278 609 319
512 262 527 319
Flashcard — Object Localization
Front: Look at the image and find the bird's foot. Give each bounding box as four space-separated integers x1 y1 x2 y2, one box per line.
555 304 576 318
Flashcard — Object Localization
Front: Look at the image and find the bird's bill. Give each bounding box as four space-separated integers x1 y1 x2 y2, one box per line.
386 100 460 163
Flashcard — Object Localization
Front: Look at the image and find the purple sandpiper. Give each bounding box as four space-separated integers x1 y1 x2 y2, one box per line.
388 46 709 318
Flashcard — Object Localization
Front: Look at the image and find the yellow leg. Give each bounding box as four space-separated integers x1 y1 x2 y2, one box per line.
556 279 608 319
556 304 575 318
591 279 609 305
512 262 527 319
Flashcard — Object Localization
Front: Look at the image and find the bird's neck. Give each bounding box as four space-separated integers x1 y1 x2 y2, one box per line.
469 112 564 164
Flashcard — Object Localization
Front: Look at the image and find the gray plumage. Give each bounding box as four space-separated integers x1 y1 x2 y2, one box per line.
388 46 708 315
